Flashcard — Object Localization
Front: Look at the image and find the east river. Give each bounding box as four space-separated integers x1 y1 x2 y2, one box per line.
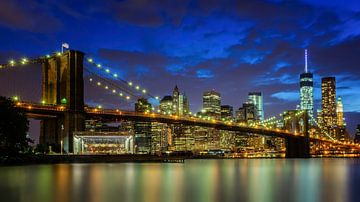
1 159 360 202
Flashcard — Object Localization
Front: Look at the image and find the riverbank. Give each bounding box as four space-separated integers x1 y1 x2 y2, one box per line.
2 153 359 166
0 154 185 166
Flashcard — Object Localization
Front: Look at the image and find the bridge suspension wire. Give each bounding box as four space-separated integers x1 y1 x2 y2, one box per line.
85 57 160 101
308 113 335 141
84 68 141 102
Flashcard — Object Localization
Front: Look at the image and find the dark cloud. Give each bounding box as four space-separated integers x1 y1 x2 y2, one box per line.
0 0 63 32
106 0 190 27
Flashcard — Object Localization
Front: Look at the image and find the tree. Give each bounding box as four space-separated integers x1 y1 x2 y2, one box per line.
0 96 32 156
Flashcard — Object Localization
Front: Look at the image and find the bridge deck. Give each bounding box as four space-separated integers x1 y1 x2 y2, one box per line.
14 101 360 150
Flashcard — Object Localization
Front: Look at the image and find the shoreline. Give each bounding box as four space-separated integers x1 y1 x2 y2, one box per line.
1 154 359 166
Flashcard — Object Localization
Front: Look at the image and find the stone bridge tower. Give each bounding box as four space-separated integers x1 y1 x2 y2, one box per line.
40 50 85 152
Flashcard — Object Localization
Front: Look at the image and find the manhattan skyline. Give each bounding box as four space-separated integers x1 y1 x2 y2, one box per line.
0 0 360 135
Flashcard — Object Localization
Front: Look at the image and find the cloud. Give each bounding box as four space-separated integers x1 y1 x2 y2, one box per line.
196 69 214 78
271 91 299 101
166 64 187 76
273 61 291 71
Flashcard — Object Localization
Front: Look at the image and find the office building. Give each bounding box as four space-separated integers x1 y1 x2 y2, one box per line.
203 90 221 119
160 95 173 115
134 98 152 153
355 125 360 143
235 102 258 124
221 105 233 121
321 77 337 138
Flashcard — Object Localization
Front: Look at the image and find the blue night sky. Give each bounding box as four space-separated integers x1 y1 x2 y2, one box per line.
1 0 360 135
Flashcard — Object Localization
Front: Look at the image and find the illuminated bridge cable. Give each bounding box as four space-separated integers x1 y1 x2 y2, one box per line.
85 59 150 96
84 67 140 98
85 57 160 101
84 68 141 101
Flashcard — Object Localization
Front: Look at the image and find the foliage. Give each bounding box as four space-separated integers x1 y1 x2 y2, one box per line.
0 96 32 156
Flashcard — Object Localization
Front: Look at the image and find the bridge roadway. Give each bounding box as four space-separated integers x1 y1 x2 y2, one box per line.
15 101 360 150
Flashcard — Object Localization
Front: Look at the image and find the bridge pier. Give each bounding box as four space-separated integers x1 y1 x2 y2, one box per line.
285 137 310 158
40 50 85 153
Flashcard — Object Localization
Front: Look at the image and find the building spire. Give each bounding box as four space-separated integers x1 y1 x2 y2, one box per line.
305 49 308 73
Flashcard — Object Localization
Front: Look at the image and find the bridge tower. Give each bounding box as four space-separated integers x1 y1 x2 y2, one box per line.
40 50 85 153
285 110 310 158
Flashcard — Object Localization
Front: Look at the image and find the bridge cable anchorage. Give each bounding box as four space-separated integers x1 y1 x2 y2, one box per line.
85 57 160 101
84 68 140 102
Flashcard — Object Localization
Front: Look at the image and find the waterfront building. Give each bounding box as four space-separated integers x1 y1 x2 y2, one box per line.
221 105 233 121
248 92 264 121
172 124 195 151
300 49 314 120
321 77 337 138
203 90 221 120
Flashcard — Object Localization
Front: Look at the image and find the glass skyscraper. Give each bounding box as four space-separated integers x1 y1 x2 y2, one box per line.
248 92 264 121
300 49 314 120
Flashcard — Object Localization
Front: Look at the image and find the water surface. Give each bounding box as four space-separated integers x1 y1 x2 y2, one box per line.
1 159 360 202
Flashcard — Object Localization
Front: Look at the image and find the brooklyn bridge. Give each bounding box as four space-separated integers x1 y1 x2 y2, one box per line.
1 50 358 158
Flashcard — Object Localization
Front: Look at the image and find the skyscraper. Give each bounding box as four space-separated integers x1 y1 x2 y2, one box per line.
172 85 180 115
300 49 314 120
203 90 221 119
336 97 345 127
160 95 173 115
172 85 190 116
336 96 348 141
134 98 152 153
248 92 264 121
321 77 337 138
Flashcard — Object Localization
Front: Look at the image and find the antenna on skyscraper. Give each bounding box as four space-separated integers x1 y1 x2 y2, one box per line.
305 49 308 73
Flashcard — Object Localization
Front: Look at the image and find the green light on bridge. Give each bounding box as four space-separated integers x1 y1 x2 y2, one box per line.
12 96 19 101
61 98 67 104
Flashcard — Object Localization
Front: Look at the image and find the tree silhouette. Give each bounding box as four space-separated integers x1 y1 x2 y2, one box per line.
0 96 32 156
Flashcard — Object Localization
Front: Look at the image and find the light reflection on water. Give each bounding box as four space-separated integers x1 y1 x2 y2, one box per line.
0 159 360 202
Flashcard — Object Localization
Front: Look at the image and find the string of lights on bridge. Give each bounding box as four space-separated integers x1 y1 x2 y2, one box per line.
85 57 160 101
0 52 65 69
0 51 161 105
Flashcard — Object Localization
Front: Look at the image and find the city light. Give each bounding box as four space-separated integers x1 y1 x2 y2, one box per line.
2 47 356 159
12 96 19 101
